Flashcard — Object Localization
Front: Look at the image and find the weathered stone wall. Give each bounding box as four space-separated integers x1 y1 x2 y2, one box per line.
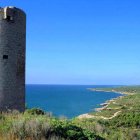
0 7 26 112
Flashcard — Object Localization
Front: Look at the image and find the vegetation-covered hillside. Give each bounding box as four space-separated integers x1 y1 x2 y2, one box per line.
0 108 103 140
0 86 140 140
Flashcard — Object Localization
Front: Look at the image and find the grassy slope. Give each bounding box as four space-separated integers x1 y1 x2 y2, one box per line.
0 86 140 140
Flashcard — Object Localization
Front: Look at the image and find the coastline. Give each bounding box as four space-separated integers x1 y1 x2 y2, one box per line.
87 88 133 95
77 89 133 119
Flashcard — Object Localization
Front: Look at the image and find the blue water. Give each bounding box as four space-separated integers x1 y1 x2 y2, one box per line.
26 85 122 118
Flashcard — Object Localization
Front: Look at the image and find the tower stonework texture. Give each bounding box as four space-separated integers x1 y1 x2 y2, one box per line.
0 6 26 112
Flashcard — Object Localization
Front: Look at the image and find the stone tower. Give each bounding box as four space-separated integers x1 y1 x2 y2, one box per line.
0 6 26 112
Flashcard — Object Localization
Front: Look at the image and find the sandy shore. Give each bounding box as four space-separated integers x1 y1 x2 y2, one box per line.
78 113 96 119
77 111 122 120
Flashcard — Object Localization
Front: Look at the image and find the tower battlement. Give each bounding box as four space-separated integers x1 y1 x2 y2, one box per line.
0 6 26 21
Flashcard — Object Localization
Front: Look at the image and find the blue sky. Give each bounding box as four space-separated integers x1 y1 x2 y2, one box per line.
1 0 140 85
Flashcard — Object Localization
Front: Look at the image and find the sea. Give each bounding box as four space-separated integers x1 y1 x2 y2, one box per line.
26 85 122 119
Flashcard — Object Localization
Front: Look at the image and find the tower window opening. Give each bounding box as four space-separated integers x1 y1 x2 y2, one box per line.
6 15 13 21
3 55 8 59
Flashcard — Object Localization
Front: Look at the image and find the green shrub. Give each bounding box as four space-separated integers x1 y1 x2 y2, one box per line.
50 120 104 140
25 108 46 115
